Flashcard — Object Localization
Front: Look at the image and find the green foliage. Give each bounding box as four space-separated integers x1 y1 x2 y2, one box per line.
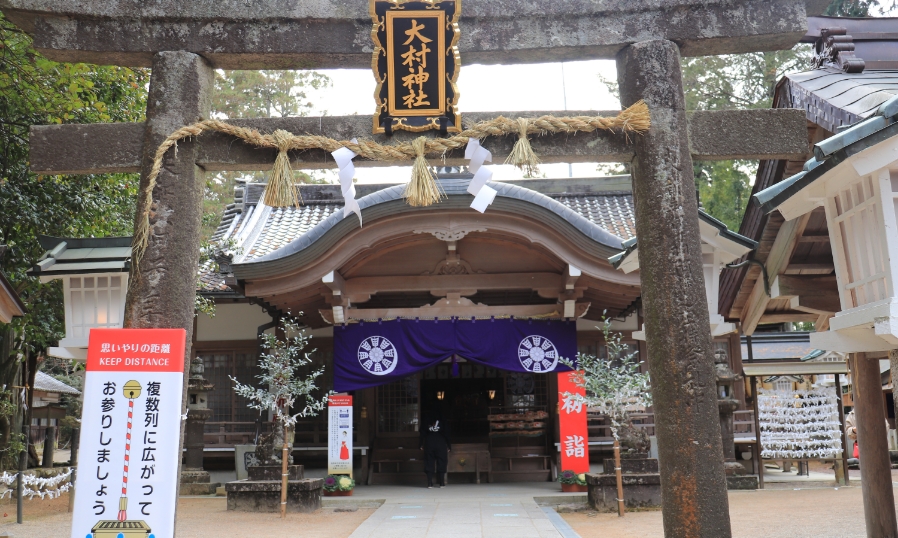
0 10 147 360
201 70 332 241
680 45 814 229
213 70 330 120
231 316 330 427
823 0 893 16
560 314 651 440
694 161 750 230
0 388 25 468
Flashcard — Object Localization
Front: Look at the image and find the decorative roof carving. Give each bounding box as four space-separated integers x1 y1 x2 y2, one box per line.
413 227 486 242
812 27 865 73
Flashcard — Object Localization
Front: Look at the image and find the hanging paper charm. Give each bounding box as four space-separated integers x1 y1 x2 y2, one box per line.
332 139 362 226
464 138 498 213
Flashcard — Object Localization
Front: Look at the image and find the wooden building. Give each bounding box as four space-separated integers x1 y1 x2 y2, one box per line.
196 175 645 483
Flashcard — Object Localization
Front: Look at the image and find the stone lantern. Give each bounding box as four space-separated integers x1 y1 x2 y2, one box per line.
610 210 756 339
714 348 756 489
755 94 898 352
180 356 219 495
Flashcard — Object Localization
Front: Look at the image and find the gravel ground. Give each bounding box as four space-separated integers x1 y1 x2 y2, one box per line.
564 486 871 538
0 496 374 538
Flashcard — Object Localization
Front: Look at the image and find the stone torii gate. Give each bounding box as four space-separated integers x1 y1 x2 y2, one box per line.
3 1 819 535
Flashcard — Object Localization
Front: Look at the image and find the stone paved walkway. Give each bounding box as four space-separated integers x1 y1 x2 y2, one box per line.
347 483 580 538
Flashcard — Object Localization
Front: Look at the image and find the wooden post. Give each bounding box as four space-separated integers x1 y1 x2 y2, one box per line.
41 425 56 468
851 353 898 538
613 438 625 517
68 427 78 513
835 373 849 485
281 422 289 519
750 375 764 489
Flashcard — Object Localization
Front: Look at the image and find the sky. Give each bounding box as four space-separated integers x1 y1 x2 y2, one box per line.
299 60 621 184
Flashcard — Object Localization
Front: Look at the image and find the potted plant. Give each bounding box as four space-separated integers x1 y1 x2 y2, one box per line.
558 470 588 492
323 474 355 496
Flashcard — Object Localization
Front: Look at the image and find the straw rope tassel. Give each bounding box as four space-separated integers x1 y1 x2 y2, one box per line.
506 117 540 176
263 130 303 209
129 101 650 284
404 136 444 207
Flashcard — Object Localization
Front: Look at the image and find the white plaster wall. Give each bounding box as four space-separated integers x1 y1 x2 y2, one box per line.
196 303 272 341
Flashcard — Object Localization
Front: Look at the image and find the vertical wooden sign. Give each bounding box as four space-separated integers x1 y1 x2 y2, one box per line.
558 371 590 474
370 0 461 134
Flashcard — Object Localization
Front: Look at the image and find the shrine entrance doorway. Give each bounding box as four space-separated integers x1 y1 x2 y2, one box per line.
373 366 554 485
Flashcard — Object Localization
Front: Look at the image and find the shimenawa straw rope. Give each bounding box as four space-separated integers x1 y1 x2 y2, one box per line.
130 101 650 281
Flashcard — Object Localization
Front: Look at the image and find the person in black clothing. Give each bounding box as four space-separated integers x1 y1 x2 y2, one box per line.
420 412 451 488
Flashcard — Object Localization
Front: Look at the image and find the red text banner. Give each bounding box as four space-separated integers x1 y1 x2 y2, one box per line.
558 371 590 474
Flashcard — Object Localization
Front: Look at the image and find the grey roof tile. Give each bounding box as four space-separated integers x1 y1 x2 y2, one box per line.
197 181 636 292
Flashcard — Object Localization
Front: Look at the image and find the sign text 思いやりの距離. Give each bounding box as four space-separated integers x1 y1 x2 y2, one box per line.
370 0 460 134
71 328 186 538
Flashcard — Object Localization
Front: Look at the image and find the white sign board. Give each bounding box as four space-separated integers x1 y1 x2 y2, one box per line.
327 395 353 476
72 328 186 538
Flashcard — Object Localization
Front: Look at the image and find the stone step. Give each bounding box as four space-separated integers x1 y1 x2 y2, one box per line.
247 464 304 481
603 458 659 475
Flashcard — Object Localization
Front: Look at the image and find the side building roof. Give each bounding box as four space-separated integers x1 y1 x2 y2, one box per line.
718 15 898 327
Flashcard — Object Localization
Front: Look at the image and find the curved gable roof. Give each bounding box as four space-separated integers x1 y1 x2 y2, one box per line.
231 177 627 281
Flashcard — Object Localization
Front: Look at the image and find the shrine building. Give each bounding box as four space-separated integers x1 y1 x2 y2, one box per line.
32 174 753 484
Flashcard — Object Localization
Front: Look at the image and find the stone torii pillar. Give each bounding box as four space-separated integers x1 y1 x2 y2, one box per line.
124 52 213 485
618 40 731 536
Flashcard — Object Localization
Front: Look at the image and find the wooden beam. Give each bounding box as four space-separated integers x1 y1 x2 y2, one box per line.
782 263 835 275
564 265 582 290
319 302 590 323
322 270 345 295
797 235 831 243
758 312 821 324
343 272 563 296
28 109 810 175
740 213 811 335
770 275 841 315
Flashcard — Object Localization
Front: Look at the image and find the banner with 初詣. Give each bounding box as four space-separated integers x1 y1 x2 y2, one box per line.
558 370 590 474
328 395 353 476
71 328 185 538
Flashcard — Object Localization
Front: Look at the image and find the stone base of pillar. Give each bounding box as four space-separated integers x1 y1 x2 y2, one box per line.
179 469 220 496
225 478 323 513
725 475 759 490
586 472 662 512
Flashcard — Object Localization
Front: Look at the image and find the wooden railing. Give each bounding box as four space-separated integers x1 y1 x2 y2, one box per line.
204 418 328 448
203 421 272 447
586 412 656 440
